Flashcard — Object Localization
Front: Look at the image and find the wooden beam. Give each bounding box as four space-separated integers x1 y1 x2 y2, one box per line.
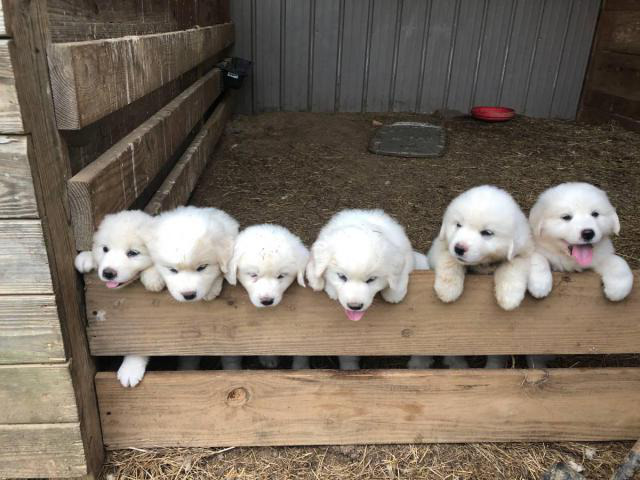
48 23 234 129
4 0 103 474
68 68 223 250
0 423 86 477
0 220 53 294
0 2 7 37
96 367 640 448
145 93 233 215
86 271 640 356
0 363 77 423
0 40 22 133
0 295 65 364
0 135 37 218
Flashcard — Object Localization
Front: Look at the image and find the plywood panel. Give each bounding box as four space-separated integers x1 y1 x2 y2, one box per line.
68 69 223 250
97 368 640 448
48 23 233 129
0 295 65 365
0 364 77 423
87 271 640 356
0 135 37 218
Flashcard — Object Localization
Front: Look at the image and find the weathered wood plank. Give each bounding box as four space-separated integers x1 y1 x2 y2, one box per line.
0 363 77 423
145 93 233 215
0 135 37 218
0 40 23 133
87 271 640 356
3 0 103 473
0 423 86 477
96 368 640 448
598 10 640 55
0 220 52 294
68 69 223 250
48 23 234 129
0 2 6 37
0 295 65 364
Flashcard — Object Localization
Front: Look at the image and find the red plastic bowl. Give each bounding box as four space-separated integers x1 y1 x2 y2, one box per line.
471 106 515 122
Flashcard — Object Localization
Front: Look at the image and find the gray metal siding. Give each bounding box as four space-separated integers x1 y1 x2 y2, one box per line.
231 0 600 118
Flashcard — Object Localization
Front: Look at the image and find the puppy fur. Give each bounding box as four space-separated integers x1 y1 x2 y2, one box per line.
225 223 310 370
306 209 427 370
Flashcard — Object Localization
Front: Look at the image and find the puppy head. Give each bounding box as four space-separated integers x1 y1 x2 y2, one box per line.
91 210 154 288
226 224 309 308
440 185 531 265
529 182 619 267
308 226 405 321
147 206 238 302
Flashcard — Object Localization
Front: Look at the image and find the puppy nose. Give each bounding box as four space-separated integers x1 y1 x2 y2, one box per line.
347 303 363 311
260 297 274 306
182 291 197 301
454 243 467 256
581 229 595 241
102 268 117 280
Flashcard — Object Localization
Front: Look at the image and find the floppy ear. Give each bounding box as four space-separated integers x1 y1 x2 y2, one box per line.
386 248 408 291
306 241 331 290
508 214 532 261
224 247 240 285
612 210 621 235
217 234 236 276
296 245 310 287
528 202 544 238
438 222 447 241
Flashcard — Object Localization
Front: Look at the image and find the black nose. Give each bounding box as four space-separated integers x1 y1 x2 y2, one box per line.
454 244 466 256
347 303 363 311
260 298 274 306
581 229 595 241
182 291 197 301
102 268 117 280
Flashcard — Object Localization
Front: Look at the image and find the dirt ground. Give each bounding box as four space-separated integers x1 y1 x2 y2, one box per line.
102 113 640 479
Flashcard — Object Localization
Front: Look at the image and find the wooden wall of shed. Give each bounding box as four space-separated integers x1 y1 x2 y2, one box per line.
579 0 640 130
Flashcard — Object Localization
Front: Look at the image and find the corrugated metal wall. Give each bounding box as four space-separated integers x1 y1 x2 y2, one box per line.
231 0 601 118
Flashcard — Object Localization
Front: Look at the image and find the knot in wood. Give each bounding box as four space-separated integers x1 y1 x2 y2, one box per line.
226 386 249 406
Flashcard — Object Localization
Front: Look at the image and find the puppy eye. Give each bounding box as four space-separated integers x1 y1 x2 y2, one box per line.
126 250 139 257
480 230 494 237
455 222 462 228
102 246 109 253
249 273 258 279
562 214 572 221
591 211 599 218
277 273 286 280
196 264 208 272
366 276 377 284
337 273 347 282
168 267 178 274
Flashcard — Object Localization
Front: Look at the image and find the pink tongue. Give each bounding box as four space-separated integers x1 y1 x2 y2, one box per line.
571 244 594 267
106 281 120 289
345 309 365 322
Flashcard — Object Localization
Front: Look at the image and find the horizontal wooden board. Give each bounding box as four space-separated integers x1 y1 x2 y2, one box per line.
86 271 640 356
590 51 640 102
145 93 233 215
598 10 640 55
96 368 640 448
0 423 86 477
0 220 52 294
0 363 77 423
0 2 6 37
0 40 23 133
48 23 233 129
0 135 37 218
68 69 223 250
0 295 65 364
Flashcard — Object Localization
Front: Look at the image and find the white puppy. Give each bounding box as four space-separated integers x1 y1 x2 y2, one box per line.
528 182 633 301
118 206 238 387
74 210 158 388
306 209 427 370
225 223 310 370
74 210 155 288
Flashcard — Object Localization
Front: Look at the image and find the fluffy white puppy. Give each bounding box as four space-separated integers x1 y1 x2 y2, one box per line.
225 223 310 370
306 209 427 370
528 182 633 301
429 185 534 311
74 210 155 288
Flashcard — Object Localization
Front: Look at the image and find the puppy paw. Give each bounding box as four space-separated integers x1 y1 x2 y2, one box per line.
292 356 310 370
117 356 148 388
259 355 279 369
495 283 525 310
74 251 95 273
603 275 633 302
204 277 224 301
485 355 508 369
528 271 552 299
141 267 164 292
443 356 469 369
324 283 338 301
381 286 407 303
434 273 464 303
407 355 434 369
339 356 360 370
221 356 242 370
